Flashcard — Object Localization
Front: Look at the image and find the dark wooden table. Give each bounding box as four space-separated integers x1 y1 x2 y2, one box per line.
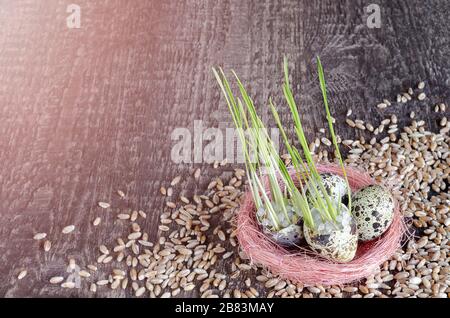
0 0 448 297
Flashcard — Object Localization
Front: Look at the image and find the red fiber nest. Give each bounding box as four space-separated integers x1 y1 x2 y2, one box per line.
236 164 407 286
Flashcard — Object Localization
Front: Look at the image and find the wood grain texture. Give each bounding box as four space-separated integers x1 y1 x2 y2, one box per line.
0 0 448 297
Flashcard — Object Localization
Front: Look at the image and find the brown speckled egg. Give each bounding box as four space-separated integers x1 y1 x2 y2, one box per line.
306 173 349 205
351 185 395 241
269 223 304 246
257 202 304 246
304 204 358 263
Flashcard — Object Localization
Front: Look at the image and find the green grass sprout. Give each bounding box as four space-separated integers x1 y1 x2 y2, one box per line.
316 56 352 212
281 56 338 223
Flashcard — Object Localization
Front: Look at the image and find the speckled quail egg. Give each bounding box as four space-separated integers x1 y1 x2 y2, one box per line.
256 201 304 246
351 185 395 241
270 223 304 246
305 173 349 206
303 203 358 263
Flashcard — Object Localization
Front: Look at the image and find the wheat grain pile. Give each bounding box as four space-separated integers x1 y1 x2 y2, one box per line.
23 83 449 298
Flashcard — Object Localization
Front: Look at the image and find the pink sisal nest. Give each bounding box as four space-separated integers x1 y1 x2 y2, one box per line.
236 164 407 286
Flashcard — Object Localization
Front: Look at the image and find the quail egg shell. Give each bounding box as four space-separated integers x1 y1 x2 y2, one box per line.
256 201 302 231
351 185 395 241
269 223 304 246
303 204 358 263
256 202 304 246
306 173 349 205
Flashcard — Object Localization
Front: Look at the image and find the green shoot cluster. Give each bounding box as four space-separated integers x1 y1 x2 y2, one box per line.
213 56 351 231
